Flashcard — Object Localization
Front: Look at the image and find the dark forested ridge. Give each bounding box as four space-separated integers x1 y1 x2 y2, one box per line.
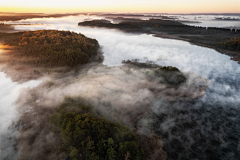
0 23 15 32
0 30 99 67
50 98 143 160
155 66 187 85
0 13 82 21
218 38 240 51
78 19 183 30
122 60 187 86
79 19 240 64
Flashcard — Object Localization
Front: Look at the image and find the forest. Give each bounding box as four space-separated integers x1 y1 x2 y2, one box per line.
0 23 15 32
78 19 183 30
122 60 187 86
50 98 143 160
218 38 240 51
0 30 99 67
155 66 186 85
0 13 82 21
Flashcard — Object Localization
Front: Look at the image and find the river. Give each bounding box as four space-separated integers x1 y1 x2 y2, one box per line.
1 15 240 160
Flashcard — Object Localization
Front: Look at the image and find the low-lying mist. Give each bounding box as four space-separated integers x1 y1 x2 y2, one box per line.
1 15 240 159
13 62 208 159
0 72 40 160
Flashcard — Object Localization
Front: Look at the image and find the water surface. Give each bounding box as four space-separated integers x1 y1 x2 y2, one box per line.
2 15 240 159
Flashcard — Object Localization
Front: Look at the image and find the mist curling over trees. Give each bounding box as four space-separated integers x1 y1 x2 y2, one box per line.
155 66 186 85
50 98 143 160
2 30 99 67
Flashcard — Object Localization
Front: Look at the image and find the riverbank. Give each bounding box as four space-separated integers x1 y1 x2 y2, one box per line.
78 19 240 64
153 32 240 63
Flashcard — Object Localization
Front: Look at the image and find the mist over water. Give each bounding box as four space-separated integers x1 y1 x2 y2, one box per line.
173 15 240 29
0 72 40 160
2 15 240 159
0 44 41 160
4 13 240 29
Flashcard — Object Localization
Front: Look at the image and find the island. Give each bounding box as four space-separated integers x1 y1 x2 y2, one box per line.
0 30 99 67
0 30 103 82
123 60 187 86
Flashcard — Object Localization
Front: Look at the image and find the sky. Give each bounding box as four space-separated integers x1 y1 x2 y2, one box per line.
0 0 240 13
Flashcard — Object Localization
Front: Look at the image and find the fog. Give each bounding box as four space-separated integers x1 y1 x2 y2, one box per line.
0 72 40 160
14 63 209 159
1 15 240 159
172 14 240 29
4 13 240 29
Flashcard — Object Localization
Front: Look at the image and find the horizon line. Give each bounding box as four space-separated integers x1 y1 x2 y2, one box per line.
1 11 240 14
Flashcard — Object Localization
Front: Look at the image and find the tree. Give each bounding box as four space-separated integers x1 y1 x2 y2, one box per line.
50 98 143 160
106 147 116 160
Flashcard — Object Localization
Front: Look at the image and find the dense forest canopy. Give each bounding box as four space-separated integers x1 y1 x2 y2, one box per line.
153 66 186 85
0 30 99 67
124 61 187 86
218 38 240 51
50 98 143 160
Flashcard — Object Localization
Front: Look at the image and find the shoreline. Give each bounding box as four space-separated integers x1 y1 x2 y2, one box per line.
78 19 240 64
153 33 240 64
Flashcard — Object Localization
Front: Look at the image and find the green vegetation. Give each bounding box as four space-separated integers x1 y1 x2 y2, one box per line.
0 30 99 67
123 61 186 85
79 18 183 28
78 19 183 31
218 38 240 51
155 66 186 85
130 62 155 68
159 66 180 72
50 98 143 160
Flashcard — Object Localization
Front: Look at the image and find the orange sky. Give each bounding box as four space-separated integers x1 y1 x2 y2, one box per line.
1 0 240 14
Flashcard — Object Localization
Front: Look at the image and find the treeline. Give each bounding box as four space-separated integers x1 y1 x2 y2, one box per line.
155 66 186 85
1 30 99 67
78 19 183 30
159 66 180 72
78 19 240 64
0 23 14 31
218 38 240 51
50 98 143 160
0 13 81 21
121 18 184 28
121 60 187 85
79 20 141 30
78 19 240 37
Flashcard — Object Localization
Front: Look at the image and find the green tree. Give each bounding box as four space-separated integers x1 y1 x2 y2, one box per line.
50 98 143 160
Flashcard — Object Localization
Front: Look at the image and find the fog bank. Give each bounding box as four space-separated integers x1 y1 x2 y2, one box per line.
0 72 40 160
14 63 208 159
2 15 240 159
